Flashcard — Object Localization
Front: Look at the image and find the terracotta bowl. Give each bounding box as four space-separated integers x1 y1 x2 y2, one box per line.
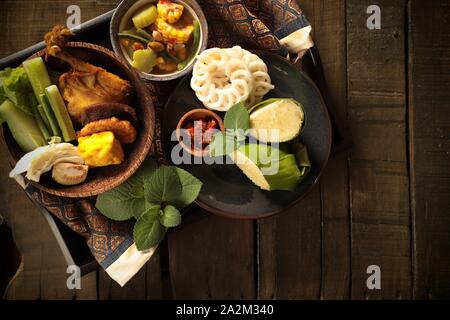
0 42 155 198
176 108 224 158
110 0 208 81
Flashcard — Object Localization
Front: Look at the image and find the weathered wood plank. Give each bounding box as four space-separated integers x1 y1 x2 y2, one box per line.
409 0 450 299
258 186 322 299
347 0 412 299
304 0 350 299
259 0 346 299
168 211 255 299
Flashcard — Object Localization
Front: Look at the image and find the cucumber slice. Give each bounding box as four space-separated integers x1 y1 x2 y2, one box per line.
22 57 52 104
132 5 157 29
36 103 52 134
44 85 76 142
32 105 50 140
249 98 305 143
131 49 157 73
40 93 62 137
0 100 46 152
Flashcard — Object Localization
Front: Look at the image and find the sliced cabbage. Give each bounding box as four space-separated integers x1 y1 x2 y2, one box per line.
9 143 84 182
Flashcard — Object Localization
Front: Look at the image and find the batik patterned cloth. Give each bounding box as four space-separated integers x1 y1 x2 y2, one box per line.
23 0 313 286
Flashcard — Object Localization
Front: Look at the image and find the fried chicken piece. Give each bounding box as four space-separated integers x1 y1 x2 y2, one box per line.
44 25 133 124
80 103 138 128
77 117 137 144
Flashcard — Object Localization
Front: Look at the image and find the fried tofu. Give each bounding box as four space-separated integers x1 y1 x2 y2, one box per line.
77 117 137 144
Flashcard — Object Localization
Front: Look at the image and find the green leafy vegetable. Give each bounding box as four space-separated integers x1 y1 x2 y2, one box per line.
209 103 250 158
133 206 166 251
144 165 182 204
224 102 249 131
160 205 181 228
95 159 203 251
172 167 203 209
95 182 136 221
128 158 158 196
0 67 36 115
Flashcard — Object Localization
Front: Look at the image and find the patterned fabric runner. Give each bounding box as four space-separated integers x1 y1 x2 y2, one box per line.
24 0 313 285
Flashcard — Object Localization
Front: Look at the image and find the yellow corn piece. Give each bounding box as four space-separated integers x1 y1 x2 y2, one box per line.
155 17 194 44
157 0 184 24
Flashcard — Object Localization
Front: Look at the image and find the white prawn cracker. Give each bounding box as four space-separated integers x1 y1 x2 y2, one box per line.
190 46 274 111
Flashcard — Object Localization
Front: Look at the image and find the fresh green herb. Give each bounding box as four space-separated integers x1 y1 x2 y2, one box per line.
133 206 166 251
224 102 249 131
160 205 181 227
209 102 249 157
96 159 202 250
144 165 182 204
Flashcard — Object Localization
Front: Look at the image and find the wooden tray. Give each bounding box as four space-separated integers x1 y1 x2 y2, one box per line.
0 10 347 275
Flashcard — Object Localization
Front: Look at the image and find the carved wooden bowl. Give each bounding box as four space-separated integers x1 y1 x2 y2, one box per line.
0 42 155 198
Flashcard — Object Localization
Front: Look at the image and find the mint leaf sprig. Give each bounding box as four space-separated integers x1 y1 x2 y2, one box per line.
209 102 250 157
95 159 202 251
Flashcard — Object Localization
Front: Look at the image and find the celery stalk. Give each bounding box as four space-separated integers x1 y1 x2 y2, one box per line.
0 100 46 152
40 93 61 137
44 85 75 142
22 57 52 104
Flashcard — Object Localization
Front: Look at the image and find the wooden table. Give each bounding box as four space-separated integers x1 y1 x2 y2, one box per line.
0 0 449 300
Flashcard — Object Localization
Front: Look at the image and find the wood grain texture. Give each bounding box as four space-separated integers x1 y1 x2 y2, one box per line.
0 0 120 57
347 0 412 299
258 0 349 300
303 0 351 299
258 186 322 299
409 0 450 299
168 211 255 299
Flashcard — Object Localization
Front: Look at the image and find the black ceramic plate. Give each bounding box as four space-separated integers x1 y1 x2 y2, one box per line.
162 52 332 219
